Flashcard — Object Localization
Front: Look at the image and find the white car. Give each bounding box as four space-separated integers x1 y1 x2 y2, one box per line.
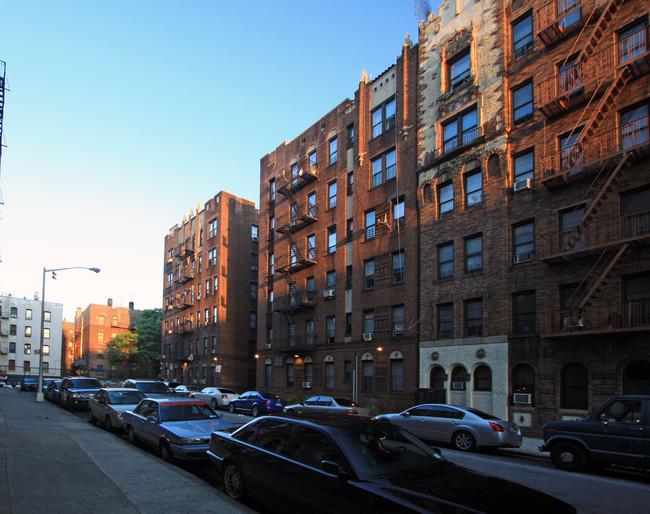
89 388 145 431
191 387 239 410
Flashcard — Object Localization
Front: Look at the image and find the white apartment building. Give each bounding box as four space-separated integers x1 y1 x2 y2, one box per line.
0 295 64 378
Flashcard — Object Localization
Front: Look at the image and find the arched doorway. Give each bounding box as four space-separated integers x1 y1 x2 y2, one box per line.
623 361 650 394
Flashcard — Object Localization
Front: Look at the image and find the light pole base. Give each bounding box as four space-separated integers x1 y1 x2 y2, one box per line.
35 392 45 403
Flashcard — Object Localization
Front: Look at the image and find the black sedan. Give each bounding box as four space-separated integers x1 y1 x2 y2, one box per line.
207 414 576 513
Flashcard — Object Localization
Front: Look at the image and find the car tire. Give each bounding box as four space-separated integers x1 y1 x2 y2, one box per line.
223 462 246 500
550 443 587 472
228 403 236 413
127 426 137 444
251 405 260 417
452 430 476 451
105 416 114 432
211 398 218 410
89 411 98 425
159 441 174 462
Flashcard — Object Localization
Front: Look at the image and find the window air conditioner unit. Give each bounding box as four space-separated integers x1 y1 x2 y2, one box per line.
323 289 335 299
302 381 312 388
265 343 272 349
393 329 403 337
251 236 259 242
363 332 374 341
513 178 532 192
452 381 465 390
513 393 532 404
514 251 533 264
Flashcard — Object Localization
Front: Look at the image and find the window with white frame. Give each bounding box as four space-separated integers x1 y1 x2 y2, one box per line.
208 248 217 267
393 196 405 229
514 150 534 183
372 97 396 138
465 235 483 272
328 181 337 209
364 260 375 290
363 311 375 334
365 210 376 240
465 171 482 207
513 82 533 124
329 137 338 165
442 108 478 153
448 50 471 90
439 182 454 215
327 226 337 253
209 219 218 238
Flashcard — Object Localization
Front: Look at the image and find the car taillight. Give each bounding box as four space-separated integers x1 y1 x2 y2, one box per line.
489 422 504 432
222 394 228 398
265 400 271 406
345 409 359 415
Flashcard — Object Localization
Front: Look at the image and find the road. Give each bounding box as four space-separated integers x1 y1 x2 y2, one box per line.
69 405 650 513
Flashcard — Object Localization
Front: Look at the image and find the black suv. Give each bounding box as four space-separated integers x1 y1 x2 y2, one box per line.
540 395 650 472
20 376 39 391
59 377 103 411
121 379 184 397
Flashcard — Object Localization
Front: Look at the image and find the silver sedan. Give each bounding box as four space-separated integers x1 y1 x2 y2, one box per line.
285 396 373 417
190 387 239 410
89 388 145 431
375 404 522 451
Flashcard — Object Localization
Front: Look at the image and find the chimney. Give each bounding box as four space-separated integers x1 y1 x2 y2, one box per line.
128 301 134 310
108 298 113 307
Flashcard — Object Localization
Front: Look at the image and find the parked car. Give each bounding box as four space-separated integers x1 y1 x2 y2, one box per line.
89 388 145 431
121 379 187 397
44 379 62 403
285 396 372 417
121 397 235 461
172 384 202 395
190 387 239 410
207 415 575 513
20 376 39 392
374 404 522 451
42 378 59 393
540 395 650 472
227 391 286 417
58 377 104 411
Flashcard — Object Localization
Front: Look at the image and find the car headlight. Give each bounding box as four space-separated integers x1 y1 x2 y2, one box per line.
71 392 82 398
169 436 208 445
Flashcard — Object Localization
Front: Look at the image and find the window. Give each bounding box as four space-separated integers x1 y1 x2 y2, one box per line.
448 51 471 90
439 242 454 279
265 364 272 388
513 82 533 124
249 311 257 329
10 307 17 318
251 225 259 242
290 242 298 267
305 320 314 345
306 234 316 260
513 364 535 400
561 206 586 250
392 305 405 334
562 363 588 409
208 248 217 267
390 355 404 392
326 317 336 344
268 253 274 275
269 179 276 202
513 13 533 58
559 128 583 171
474 365 492 391
306 277 315 301
286 362 294 387
345 313 352 335
347 172 354 195
438 303 453 339
364 260 375 290
392 250 405 284
514 291 536 333
43 328 50 339
25 309 32 320
514 150 534 183
365 210 376 240
9 342 15 353
362 358 374 392
621 187 650 237
372 97 396 138
250 282 258 300
465 171 482 207
514 222 535 262
268 290 273 312
24 343 31 355
324 360 335 390
326 270 336 291
363 311 375 334
618 21 647 65
250 253 258 271
393 196 404 229
328 181 337 209
442 108 478 153
465 235 483 272
8 360 15 370
291 162 299 188
558 0 581 30
465 299 483 337
24 361 30 372
385 149 396 181
558 57 582 96
344 360 352 383
371 149 396 188
329 137 338 165
10 325 16 335
307 192 316 217
25 326 32 337
327 226 337 253
308 149 317 167
346 219 353 240
209 219 218 238
290 203 298 222
346 266 353 289
439 182 453 215
44 311 51 322
620 103 648 150
347 124 355 148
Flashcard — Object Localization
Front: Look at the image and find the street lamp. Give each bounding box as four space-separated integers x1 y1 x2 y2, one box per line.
36 266 100 402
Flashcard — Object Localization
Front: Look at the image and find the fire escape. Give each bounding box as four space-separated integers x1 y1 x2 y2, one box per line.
536 0 650 336
274 162 318 352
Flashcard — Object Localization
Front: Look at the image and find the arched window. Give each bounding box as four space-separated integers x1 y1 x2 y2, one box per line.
562 363 588 409
623 361 650 395
390 351 404 392
324 355 335 391
361 353 374 392
512 363 535 400
430 366 446 389
451 366 468 391
473 365 492 391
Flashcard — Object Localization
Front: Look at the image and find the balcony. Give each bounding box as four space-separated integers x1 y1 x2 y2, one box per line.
541 300 650 337
274 293 316 313
277 209 318 235
536 0 591 47
428 125 484 165
175 272 195 285
540 209 650 262
277 164 319 196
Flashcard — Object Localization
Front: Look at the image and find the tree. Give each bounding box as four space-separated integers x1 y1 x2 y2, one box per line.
107 308 162 378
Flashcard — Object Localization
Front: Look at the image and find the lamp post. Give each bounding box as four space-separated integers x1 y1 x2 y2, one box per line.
36 266 100 402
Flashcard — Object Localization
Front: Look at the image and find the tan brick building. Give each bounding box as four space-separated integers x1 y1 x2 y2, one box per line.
258 38 421 413
161 192 259 393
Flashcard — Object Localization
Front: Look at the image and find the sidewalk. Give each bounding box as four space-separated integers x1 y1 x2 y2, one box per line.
0 388 254 514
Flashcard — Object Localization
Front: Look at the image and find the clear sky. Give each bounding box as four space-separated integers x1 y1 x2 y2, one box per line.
0 0 439 320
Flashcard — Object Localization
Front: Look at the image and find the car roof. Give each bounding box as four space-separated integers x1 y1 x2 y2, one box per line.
265 413 396 433
143 397 206 404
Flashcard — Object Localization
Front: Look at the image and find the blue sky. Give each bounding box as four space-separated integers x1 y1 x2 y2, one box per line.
0 1 438 320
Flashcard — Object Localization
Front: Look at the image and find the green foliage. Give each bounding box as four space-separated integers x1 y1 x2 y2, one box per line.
366 401 380 416
107 309 162 378
286 395 300 405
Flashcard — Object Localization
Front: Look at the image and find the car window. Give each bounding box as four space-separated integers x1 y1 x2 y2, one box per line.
133 400 152 415
260 392 279 400
137 382 171 393
333 398 355 407
161 402 217 422
407 406 433 416
430 406 464 419
234 424 260 443
219 388 237 395
109 390 144 404
304 397 319 406
600 400 642 424
466 407 499 420
290 427 339 469
252 419 293 455
72 379 102 389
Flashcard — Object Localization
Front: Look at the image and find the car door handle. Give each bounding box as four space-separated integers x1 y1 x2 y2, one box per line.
628 426 644 431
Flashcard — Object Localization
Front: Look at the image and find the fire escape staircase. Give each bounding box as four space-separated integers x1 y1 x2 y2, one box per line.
276 268 314 352
276 188 317 236
575 243 631 310
575 0 626 65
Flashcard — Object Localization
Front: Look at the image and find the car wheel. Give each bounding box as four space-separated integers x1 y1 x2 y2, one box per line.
223 462 246 500
452 430 476 451
211 398 218 410
550 443 587 472
127 426 137 444
105 416 114 432
159 441 174 462
228 403 236 413
89 411 98 425
251 405 260 417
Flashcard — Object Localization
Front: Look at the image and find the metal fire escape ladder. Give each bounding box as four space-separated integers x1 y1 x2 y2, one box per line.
575 0 626 64
576 243 631 309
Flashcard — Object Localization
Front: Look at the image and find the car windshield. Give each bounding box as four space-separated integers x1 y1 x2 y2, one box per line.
466 407 500 420
259 392 279 400
136 382 170 393
72 379 102 389
23 378 38 384
333 398 356 407
108 390 144 404
335 426 444 477
219 388 237 395
160 402 218 422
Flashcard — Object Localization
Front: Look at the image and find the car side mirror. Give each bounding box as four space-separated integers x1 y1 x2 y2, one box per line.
401 411 410 417
322 460 347 478
599 412 609 422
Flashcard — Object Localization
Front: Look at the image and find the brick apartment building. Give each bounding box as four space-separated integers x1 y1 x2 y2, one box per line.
258 39 420 413
415 0 649 433
69 300 142 379
161 192 259 393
